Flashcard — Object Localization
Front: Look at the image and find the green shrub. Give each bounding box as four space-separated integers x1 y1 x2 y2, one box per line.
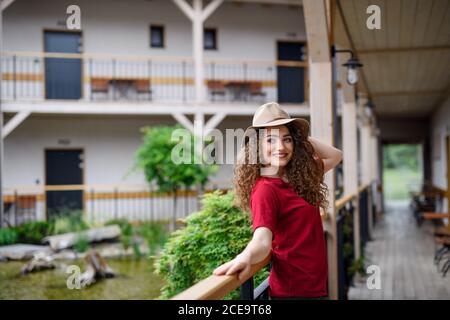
15 221 50 244
105 218 133 251
49 210 89 235
73 232 90 253
155 190 269 300
0 227 18 246
139 222 168 256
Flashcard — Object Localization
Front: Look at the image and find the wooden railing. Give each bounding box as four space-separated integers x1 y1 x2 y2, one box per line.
171 254 271 300
171 181 381 300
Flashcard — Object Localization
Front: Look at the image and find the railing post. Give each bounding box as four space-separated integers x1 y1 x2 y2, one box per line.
112 58 116 100
89 58 93 101
182 60 187 102
90 188 94 223
12 55 17 100
240 277 254 300
14 190 18 226
114 187 118 220
147 59 152 101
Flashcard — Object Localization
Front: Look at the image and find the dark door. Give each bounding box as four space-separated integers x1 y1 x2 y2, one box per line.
277 42 305 103
46 150 83 218
44 31 82 99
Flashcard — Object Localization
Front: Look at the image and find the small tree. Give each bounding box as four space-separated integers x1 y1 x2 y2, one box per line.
135 125 218 230
155 190 269 299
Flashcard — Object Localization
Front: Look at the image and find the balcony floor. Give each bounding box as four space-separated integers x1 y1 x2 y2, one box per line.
348 200 450 300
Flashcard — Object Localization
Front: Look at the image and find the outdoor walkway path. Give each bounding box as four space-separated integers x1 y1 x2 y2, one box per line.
348 200 450 300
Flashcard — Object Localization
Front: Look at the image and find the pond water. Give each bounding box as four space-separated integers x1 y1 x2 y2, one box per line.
0 258 165 300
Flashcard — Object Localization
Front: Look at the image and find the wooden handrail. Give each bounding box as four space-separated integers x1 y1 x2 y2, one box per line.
171 254 271 300
358 183 371 193
335 193 356 211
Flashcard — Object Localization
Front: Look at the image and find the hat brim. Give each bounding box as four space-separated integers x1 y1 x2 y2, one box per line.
243 118 310 140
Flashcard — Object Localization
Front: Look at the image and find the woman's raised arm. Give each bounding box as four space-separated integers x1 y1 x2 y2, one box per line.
308 136 343 173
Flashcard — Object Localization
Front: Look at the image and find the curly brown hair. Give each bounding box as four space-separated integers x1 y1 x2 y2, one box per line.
233 122 328 213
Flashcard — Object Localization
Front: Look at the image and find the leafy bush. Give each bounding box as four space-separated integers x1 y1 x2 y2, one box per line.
348 255 366 277
73 232 90 253
139 222 168 256
49 210 89 235
15 221 50 244
155 190 269 300
0 228 18 246
105 218 134 251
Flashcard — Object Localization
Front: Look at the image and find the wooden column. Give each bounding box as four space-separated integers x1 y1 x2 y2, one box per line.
173 0 224 104
303 0 337 300
339 54 361 259
359 104 374 237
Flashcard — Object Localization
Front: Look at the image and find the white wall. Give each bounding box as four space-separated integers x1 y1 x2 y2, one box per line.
3 114 257 189
431 96 450 191
431 96 450 213
4 0 305 61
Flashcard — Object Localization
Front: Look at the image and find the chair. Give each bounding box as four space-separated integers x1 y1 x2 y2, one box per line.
90 77 109 100
134 79 152 101
249 81 266 102
207 80 226 101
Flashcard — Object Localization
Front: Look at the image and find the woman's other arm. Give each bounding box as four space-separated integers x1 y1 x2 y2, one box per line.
212 227 272 281
308 136 343 173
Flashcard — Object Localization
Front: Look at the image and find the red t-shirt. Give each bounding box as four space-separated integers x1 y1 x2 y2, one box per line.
250 171 328 298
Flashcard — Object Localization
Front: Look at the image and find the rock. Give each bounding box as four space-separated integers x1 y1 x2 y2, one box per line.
42 225 121 251
21 252 56 275
78 250 115 288
0 244 51 260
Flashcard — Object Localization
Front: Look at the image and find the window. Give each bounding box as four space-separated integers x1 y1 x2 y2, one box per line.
150 25 164 48
204 28 217 50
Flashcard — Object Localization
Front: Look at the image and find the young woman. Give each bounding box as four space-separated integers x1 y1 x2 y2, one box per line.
213 102 342 299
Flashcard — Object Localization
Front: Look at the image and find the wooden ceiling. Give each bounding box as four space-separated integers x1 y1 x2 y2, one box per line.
334 0 450 118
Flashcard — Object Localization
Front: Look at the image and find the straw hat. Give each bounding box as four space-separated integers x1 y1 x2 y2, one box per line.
243 102 310 139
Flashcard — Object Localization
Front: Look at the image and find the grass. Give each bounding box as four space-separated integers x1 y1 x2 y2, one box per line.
383 167 422 200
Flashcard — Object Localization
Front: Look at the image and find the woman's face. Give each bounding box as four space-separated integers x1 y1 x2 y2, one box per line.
261 125 294 173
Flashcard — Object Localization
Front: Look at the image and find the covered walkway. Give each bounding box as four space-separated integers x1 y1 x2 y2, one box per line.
349 200 450 300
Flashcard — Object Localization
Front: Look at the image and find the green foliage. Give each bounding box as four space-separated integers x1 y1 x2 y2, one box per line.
135 125 218 192
139 222 168 256
14 221 50 244
155 191 269 300
73 232 90 253
49 210 89 235
348 255 366 277
383 144 421 170
105 219 134 251
0 228 18 246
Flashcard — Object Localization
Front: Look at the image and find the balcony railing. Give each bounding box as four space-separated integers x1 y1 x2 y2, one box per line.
1 52 308 104
2 183 230 227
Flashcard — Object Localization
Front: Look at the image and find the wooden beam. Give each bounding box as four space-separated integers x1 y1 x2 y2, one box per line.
303 0 338 300
172 113 194 133
358 46 450 55
1 0 15 11
303 0 330 63
2 110 30 138
339 55 360 259
371 90 444 97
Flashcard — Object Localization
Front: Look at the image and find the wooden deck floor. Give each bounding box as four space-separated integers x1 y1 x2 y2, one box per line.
348 200 450 300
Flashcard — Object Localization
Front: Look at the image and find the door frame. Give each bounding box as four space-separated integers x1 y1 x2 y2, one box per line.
275 40 309 103
42 29 84 100
44 147 85 220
